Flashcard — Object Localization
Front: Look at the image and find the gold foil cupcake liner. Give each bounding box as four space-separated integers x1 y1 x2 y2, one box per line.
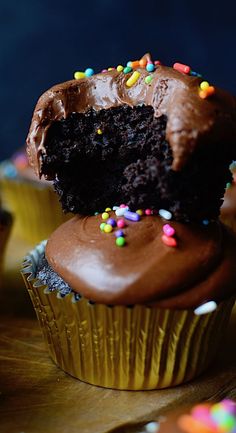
21 242 235 390
0 178 70 244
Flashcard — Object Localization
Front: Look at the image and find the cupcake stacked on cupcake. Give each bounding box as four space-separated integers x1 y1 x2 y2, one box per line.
22 53 236 389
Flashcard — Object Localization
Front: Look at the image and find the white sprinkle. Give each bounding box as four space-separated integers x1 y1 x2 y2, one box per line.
159 209 172 220
145 421 160 433
115 206 129 217
113 206 119 211
194 301 217 315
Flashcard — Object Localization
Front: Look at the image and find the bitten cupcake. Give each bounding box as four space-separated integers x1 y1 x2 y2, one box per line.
22 53 236 390
0 148 70 245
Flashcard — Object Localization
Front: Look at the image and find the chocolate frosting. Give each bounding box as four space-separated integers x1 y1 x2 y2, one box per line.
45 214 236 308
26 54 236 175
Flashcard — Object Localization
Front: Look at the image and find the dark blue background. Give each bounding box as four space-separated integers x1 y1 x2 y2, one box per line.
1 0 236 161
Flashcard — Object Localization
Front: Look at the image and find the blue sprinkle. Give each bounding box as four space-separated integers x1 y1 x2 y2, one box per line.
0 162 18 178
126 61 132 67
85 68 94 77
124 210 141 222
159 209 172 220
146 63 155 72
190 70 202 77
115 229 125 238
202 219 209 225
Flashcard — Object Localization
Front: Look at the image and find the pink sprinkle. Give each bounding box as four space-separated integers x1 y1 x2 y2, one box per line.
101 69 108 73
117 218 126 228
154 60 162 65
163 224 175 237
162 234 177 247
145 209 152 215
192 404 216 430
120 204 127 208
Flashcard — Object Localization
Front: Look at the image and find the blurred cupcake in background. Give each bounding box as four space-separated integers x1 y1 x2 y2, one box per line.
0 198 13 289
0 148 71 245
220 161 236 233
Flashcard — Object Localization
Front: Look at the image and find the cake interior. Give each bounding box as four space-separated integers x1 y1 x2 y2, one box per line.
41 104 232 222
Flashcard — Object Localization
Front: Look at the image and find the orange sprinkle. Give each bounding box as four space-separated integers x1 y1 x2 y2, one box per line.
162 234 177 247
139 58 147 67
199 86 215 99
207 85 215 95
199 90 209 99
131 60 140 68
178 415 214 433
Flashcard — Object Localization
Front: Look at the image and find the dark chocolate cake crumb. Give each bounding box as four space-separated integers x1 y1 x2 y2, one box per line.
41 104 232 222
37 254 72 296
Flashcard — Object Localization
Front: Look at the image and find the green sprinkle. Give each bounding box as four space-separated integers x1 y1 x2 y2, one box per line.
116 236 126 247
145 75 153 85
94 211 99 215
226 182 232 189
123 66 132 74
100 222 106 231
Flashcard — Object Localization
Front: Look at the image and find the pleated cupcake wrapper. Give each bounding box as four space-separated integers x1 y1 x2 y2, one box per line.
21 241 235 390
0 178 70 245
0 212 12 289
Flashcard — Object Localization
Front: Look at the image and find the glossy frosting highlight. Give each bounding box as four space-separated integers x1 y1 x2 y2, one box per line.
45 213 236 308
26 55 236 176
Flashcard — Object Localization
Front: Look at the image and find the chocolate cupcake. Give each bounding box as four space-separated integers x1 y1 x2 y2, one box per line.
0 198 13 288
0 148 70 245
22 53 236 389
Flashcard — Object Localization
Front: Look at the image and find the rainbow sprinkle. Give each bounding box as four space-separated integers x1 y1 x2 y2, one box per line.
126 71 141 87
199 81 215 99
177 400 236 433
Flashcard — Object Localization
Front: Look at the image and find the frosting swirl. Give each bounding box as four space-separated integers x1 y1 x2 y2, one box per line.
45 214 236 308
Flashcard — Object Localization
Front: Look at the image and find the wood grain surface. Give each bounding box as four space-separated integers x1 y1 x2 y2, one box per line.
1 237 236 433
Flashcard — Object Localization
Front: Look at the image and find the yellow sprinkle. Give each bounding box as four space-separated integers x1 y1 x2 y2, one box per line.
117 65 124 72
104 224 113 233
105 207 111 211
74 71 86 80
102 212 109 220
97 128 103 135
136 209 143 216
108 67 114 71
200 81 209 90
126 71 141 87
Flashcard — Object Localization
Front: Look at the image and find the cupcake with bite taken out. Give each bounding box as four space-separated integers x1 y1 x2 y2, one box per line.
21 53 236 389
